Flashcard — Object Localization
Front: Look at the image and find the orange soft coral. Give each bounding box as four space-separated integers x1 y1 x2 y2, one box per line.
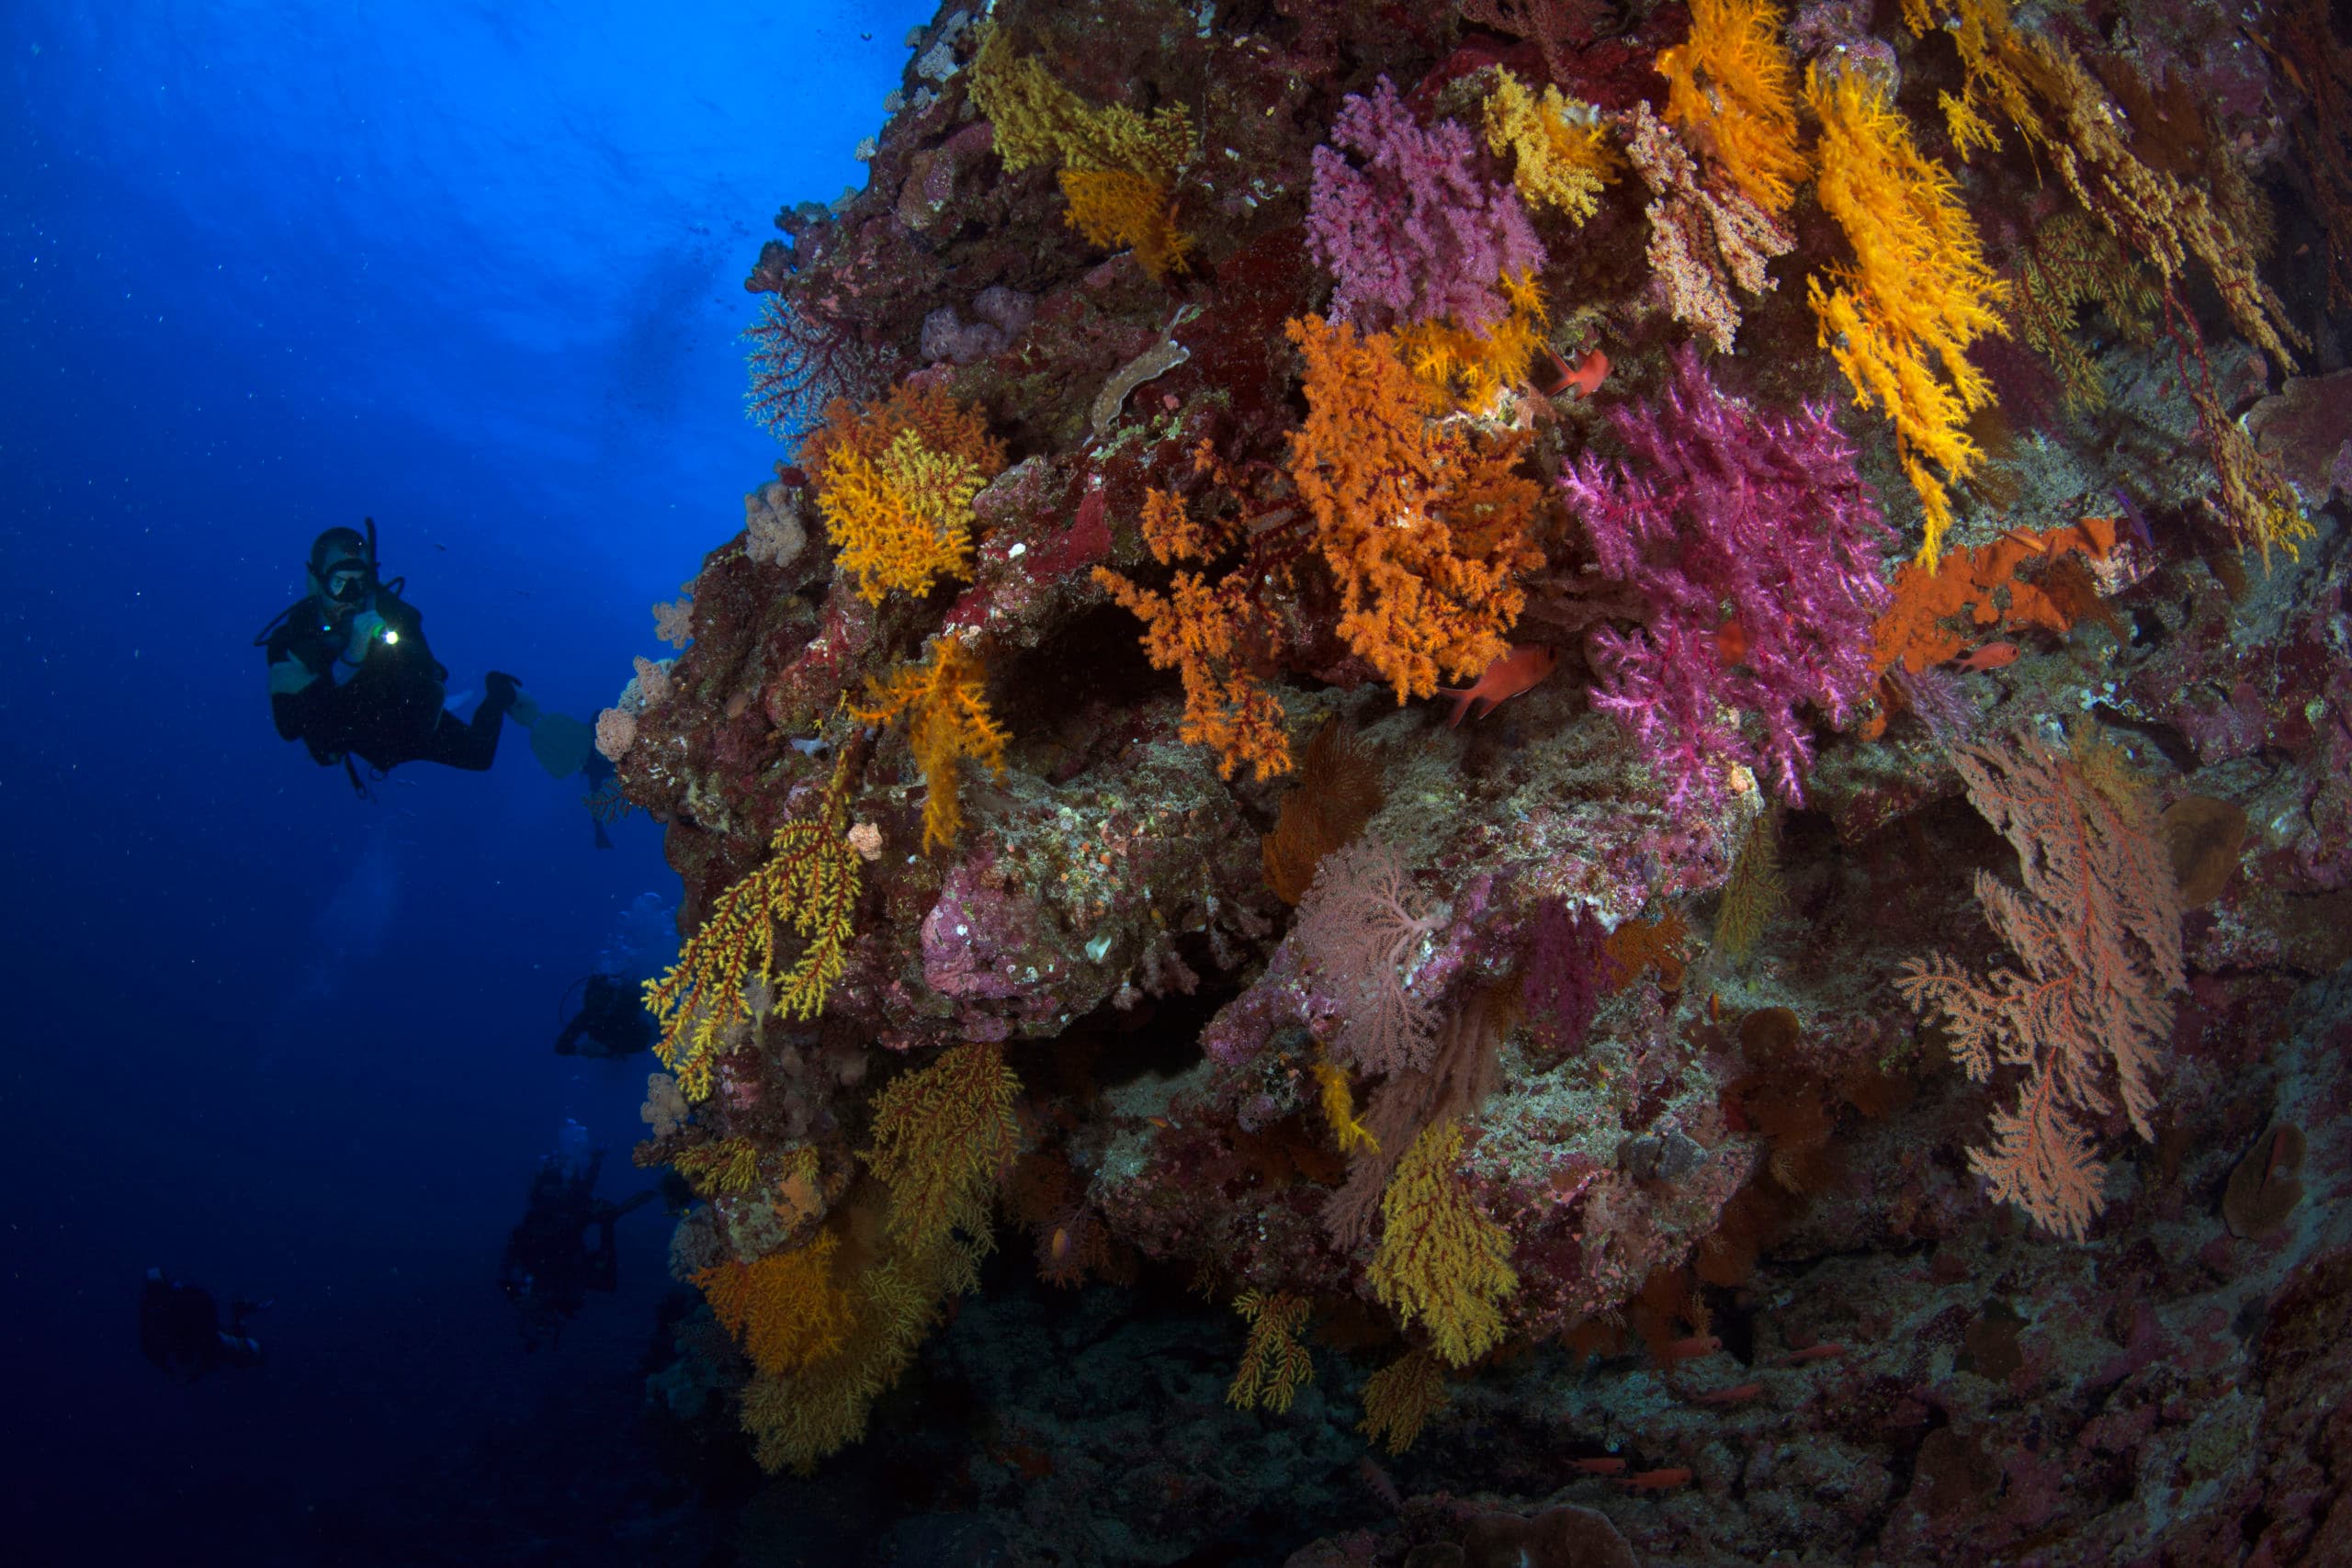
1283 314 1544 704
1871 516 2120 677
1657 0 1808 214
799 380 1008 482
1094 564 1294 782
846 635 1010 852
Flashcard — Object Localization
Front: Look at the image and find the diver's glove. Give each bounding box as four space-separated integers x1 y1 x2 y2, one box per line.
268 658 317 696
333 609 392 684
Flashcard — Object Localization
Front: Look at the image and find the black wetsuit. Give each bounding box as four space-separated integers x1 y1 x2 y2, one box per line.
140 1277 264 1379
266 587 507 773
555 974 659 1058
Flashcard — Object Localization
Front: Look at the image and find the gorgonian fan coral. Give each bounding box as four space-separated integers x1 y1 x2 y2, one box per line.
1561 345 1891 809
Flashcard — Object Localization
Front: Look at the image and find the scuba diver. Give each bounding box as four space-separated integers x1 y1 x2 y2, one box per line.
260 520 629 843
140 1268 269 1380
498 1123 656 1349
554 971 659 1058
260 520 521 793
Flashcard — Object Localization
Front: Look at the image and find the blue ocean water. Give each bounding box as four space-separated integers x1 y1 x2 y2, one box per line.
1 4 929 1557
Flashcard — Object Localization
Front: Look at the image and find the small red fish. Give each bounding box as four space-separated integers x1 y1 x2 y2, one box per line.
1571 1456 1628 1476
1716 616 1748 667
1661 1334 1722 1363
1955 641 2019 672
1532 345 1611 399
1690 1381 1765 1406
1562 347 1610 398
1780 1342 1847 1366
1617 1467 1692 1492
1436 644 1557 728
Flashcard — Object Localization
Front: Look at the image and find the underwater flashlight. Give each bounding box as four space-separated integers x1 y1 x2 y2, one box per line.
380 627 399 645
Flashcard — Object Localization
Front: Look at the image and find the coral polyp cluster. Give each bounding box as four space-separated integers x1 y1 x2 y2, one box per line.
610 0 2352 1560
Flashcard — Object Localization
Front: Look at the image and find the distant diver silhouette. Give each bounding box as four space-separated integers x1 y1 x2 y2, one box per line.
554 972 659 1059
498 1130 656 1349
140 1268 269 1380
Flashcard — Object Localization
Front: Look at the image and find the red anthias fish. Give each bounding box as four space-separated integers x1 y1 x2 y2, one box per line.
1533 345 1611 399
1955 641 2020 671
1436 644 1558 728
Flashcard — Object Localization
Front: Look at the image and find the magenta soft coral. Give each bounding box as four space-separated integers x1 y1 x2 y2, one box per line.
1305 76 1545 333
1561 345 1891 809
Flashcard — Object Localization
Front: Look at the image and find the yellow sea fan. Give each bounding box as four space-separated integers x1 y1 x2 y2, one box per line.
1369 1121 1519 1367
695 1234 854 1378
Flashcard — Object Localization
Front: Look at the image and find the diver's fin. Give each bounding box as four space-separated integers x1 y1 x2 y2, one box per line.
528 711 594 779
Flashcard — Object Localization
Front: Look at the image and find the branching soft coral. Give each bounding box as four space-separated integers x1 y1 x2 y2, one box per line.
847 635 1010 852
1093 448 1299 783
865 1041 1023 1263
1306 78 1546 333
807 384 1006 604
1896 736 2183 1240
643 756 861 1100
1371 1121 1519 1367
817 433 981 604
1896 0 2049 160
1358 1347 1449 1454
1805 64 2009 569
2011 211 2159 414
1295 835 1444 1078
969 22 1197 279
1621 102 1793 355
1227 1290 1316 1413
733 1043 1022 1476
1560 345 1891 809
1095 563 1293 782
1285 314 1545 705
695 1234 854 1377
1482 71 1615 223
1657 0 1808 214
1394 270 1550 413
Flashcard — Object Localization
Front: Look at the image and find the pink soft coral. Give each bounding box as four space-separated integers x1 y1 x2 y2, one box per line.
1560 344 1891 808
1306 77 1546 333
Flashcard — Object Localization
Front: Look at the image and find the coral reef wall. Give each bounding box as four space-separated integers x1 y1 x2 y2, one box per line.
615 0 2352 1561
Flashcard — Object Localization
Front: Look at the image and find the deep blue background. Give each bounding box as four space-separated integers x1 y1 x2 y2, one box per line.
2 1 931 1553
